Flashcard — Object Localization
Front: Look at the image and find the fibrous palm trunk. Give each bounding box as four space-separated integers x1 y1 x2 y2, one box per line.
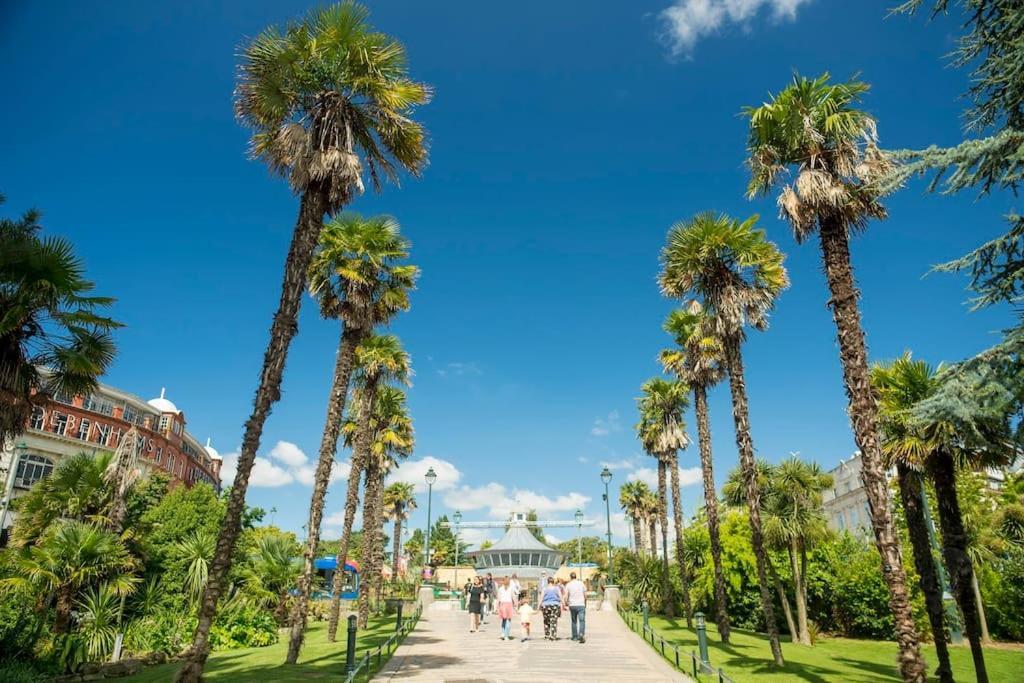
669 453 693 627
930 453 988 683
896 465 953 683
972 570 991 643
391 506 403 580
818 218 925 683
632 514 643 554
648 516 658 558
722 337 784 666
694 385 731 642
357 460 385 628
326 380 378 641
788 542 810 646
768 556 797 640
657 459 674 618
176 187 328 683
286 326 360 664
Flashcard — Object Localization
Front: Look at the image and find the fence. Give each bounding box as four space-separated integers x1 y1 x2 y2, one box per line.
342 603 422 683
617 604 735 683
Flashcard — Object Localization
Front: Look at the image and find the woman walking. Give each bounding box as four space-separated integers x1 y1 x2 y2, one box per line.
539 578 564 640
467 576 485 633
496 576 516 641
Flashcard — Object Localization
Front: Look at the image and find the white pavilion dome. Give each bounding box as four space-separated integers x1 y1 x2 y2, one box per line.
204 438 222 461
147 387 179 414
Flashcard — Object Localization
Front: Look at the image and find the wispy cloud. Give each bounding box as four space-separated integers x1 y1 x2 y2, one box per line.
442 483 591 520
436 361 483 379
627 465 702 489
218 440 350 489
659 0 814 58
591 410 622 437
600 458 637 471
387 455 463 493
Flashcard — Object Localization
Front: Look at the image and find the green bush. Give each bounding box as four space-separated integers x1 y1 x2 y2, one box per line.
209 606 279 650
0 661 50 683
985 546 1024 641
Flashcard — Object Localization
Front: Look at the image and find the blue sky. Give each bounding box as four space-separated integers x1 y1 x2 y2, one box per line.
2 1 1017 549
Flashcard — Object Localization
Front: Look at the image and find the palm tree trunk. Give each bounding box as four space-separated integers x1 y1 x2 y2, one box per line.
392 509 403 580
657 459 674 618
53 584 74 634
648 516 658 557
632 514 643 554
694 385 731 642
357 459 385 628
326 380 378 641
176 186 328 683
896 465 954 683
286 326 360 664
722 337 784 666
972 569 991 643
930 452 988 683
767 556 797 639
818 218 925 683
789 541 810 645
669 453 693 627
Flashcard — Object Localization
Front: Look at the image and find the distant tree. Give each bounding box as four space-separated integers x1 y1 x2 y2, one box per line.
383 481 417 579
428 516 470 565
404 528 424 565
618 481 651 554
478 540 493 551
554 536 606 565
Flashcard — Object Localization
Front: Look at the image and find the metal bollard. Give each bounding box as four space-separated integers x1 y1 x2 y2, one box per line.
642 600 649 629
345 615 357 674
395 602 404 632
695 611 710 666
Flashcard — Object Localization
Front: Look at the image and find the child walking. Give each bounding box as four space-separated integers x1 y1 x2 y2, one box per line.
518 594 534 642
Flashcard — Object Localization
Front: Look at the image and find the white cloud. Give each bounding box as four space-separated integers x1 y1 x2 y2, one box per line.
442 483 591 520
591 410 622 437
387 456 462 493
599 458 637 471
436 361 483 378
577 456 589 464
458 527 497 550
627 465 702 489
218 440 349 489
659 0 814 57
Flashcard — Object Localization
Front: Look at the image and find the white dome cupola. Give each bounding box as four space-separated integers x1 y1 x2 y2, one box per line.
147 387 180 414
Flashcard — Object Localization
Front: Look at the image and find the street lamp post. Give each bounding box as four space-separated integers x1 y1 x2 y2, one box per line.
0 442 28 544
424 467 437 576
453 510 462 591
600 466 614 585
574 508 584 566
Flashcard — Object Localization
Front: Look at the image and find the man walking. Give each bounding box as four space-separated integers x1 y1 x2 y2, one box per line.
566 572 587 643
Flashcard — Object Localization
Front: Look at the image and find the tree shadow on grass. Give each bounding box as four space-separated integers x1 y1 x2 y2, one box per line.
833 656 901 680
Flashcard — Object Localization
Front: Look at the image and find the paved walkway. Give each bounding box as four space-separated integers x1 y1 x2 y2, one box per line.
373 604 690 682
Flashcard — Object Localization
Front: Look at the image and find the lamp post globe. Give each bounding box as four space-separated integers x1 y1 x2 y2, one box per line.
424 467 437 576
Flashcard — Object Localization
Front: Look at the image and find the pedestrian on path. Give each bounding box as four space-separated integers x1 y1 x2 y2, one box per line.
539 579 564 640
565 572 587 643
509 573 521 602
467 576 485 632
483 572 495 622
518 594 534 642
496 576 516 641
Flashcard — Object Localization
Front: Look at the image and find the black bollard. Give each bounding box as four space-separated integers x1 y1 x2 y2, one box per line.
695 611 710 666
395 602 404 632
345 614 357 673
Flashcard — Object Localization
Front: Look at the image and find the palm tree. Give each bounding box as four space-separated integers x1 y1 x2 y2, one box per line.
0 196 120 450
286 214 416 662
177 530 216 605
872 354 1009 682
2 520 137 633
662 302 732 641
331 335 411 630
345 384 414 628
637 377 693 625
383 481 417 579
244 533 301 625
744 73 925 681
762 457 832 647
619 481 651 553
180 3 429 678
642 488 659 557
660 211 788 666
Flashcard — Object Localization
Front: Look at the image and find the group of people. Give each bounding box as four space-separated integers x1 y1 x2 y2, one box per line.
463 571 588 643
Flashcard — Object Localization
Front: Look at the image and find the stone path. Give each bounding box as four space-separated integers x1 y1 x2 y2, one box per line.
373 604 690 682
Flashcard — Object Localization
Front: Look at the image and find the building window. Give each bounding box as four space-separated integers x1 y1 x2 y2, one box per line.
167 454 175 473
172 420 183 436
158 416 170 433
155 447 162 465
52 412 69 435
30 407 45 430
15 454 55 488
84 395 114 416
77 418 90 441
122 404 137 424
53 390 74 406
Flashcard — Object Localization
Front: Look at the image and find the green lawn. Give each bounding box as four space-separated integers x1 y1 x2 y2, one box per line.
640 615 1024 683
125 617 406 682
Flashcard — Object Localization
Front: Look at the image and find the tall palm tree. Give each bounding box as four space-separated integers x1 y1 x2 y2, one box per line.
383 481 417 579
619 480 651 554
637 377 693 625
872 354 1009 683
0 196 120 450
762 458 832 647
286 214 416 662
344 384 414 628
331 335 411 630
662 302 732 641
182 4 429 678
660 211 788 666
2 520 138 633
744 73 924 682
642 490 659 557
